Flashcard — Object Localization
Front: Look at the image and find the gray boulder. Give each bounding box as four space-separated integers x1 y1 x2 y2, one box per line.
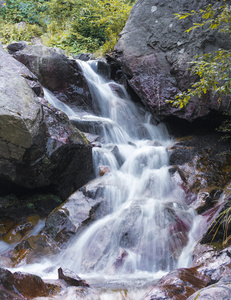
0 45 93 199
110 0 231 122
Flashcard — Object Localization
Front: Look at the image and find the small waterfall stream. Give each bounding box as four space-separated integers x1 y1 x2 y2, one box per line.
13 60 198 298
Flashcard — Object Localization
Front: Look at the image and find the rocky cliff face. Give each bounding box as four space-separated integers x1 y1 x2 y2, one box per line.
109 0 231 123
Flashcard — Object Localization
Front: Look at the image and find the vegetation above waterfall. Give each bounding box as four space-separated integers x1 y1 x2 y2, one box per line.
0 0 134 55
173 0 231 137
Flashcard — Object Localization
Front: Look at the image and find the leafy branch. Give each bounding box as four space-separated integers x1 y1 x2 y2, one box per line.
172 0 231 108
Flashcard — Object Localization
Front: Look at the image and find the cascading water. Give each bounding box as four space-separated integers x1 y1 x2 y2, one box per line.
13 60 198 297
42 60 195 280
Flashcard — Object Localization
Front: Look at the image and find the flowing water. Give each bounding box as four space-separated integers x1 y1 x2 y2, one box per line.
11 60 198 298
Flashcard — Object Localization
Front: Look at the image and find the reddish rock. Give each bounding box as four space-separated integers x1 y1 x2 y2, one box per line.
0 268 58 299
58 267 89 287
99 165 111 176
10 272 48 298
8 234 59 266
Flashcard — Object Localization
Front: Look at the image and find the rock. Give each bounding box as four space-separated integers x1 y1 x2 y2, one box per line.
109 0 231 122
198 188 231 246
70 115 113 138
193 186 223 214
169 134 231 204
0 193 62 250
99 165 110 176
144 267 210 300
7 234 59 266
2 177 109 265
0 268 57 299
10 44 94 112
9 271 48 298
0 45 93 199
187 281 231 300
42 176 108 245
114 249 128 269
43 207 77 246
7 41 26 53
58 267 89 287
187 251 231 299
74 53 94 61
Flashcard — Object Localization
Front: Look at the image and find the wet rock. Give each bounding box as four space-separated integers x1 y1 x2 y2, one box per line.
114 249 128 269
109 0 231 122
7 234 59 266
0 268 58 299
82 133 101 147
97 61 111 79
169 134 231 203
187 281 231 300
193 186 223 214
70 115 113 138
2 177 110 265
197 181 231 242
0 218 14 239
190 243 231 286
109 82 126 98
145 267 210 300
43 176 108 239
9 271 48 298
99 165 111 176
11 44 94 112
58 267 89 287
75 53 94 61
43 207 77 246
0 193 63 248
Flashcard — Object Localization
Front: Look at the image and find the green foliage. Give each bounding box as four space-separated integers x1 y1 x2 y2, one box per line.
173 50 231 108
41 24 100 54
71 0 133 54
208 203 231 246
0 0 45 25
175 1 231 34
0 0 133 55
0 21 44 43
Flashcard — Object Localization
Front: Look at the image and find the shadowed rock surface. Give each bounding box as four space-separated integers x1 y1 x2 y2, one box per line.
0 45 93 200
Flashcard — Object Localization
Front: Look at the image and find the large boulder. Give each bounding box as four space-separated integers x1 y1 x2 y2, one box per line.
0 268 58 299
109 0 231 122
0 45 93 199
10 44 94 112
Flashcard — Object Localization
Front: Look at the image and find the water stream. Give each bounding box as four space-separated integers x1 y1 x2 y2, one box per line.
11 60 198 298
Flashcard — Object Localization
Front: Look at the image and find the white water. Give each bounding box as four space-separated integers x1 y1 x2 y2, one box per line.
11 60 197 297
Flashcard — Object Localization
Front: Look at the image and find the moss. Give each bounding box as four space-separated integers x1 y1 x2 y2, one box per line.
194 291 201 300
27 203 35 209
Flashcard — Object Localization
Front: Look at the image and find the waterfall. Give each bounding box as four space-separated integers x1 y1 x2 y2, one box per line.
44 60 195 278
16 60 196 293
